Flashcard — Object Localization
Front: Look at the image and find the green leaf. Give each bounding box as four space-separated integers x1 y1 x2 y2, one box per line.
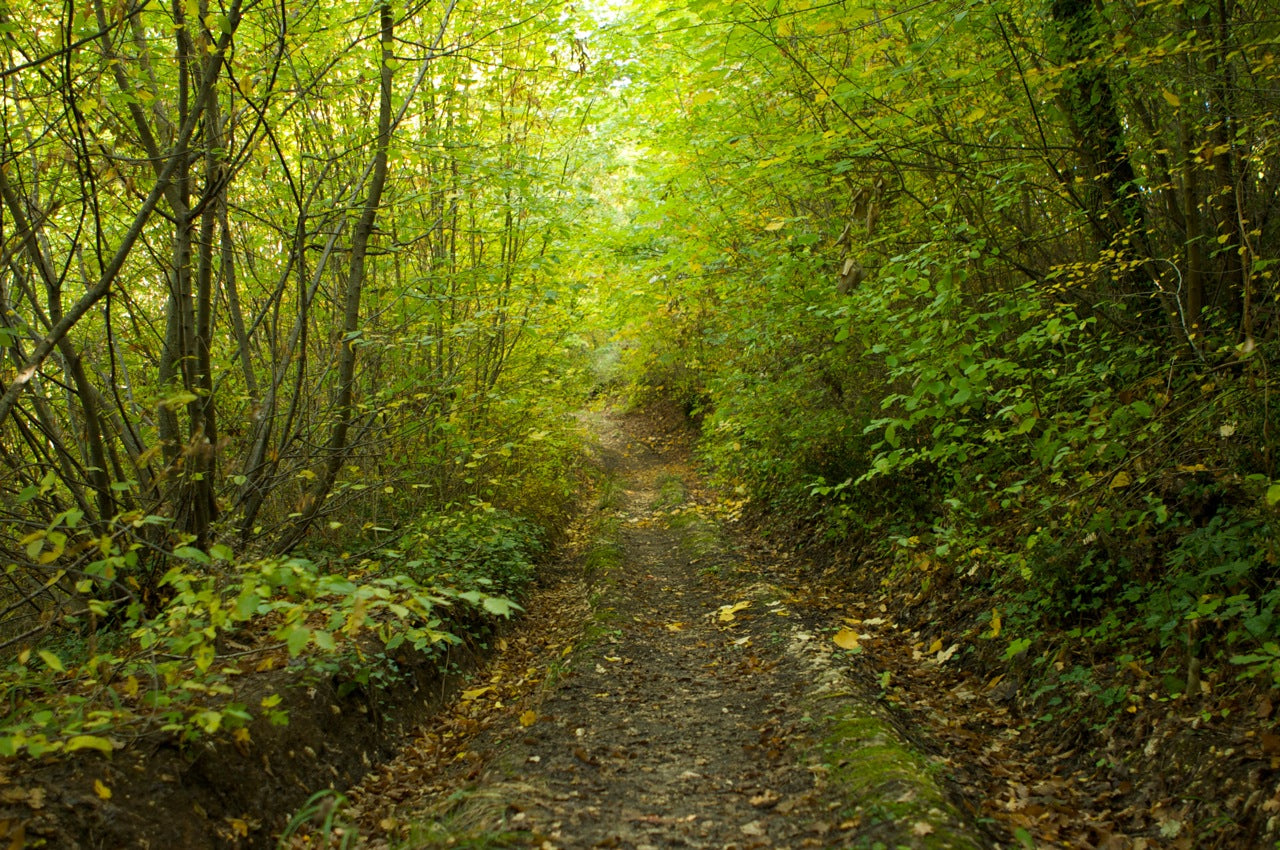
285 625 310 657
482 596 520 617
158 391 198 410
234 590 262 620
38 649 65 672
174 546 211 565
1266 484 1280 507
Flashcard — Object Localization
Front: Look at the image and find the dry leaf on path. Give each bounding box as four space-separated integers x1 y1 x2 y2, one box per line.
832 628 861 651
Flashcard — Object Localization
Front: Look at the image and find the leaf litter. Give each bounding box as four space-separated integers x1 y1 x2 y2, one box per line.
293 406 1280 848
280 407 984 848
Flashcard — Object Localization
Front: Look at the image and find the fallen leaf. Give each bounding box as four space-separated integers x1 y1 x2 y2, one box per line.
228 818 249 838
666 622 684 632
989 608 1002 639
717 601 752 623
461 686 493 701
912 821 934 836
832 628 861 651
928 637 944 654
750 790 781 808
93 780 111 801
740 820 765 836
0 820 24 850
519 710 538 727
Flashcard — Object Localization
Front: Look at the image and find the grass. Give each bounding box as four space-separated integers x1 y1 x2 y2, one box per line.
395 786 532 849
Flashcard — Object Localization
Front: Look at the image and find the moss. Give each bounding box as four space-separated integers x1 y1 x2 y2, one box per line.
808 703 984 849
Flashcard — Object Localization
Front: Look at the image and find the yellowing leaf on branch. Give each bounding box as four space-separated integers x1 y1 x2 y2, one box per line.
988 609 1002 639
1161 89 1181 107
65 735 113 755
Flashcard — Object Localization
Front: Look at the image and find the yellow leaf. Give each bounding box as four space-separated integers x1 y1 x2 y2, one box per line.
666 622 684 632
66 735 114 755
1161 89 1181 107
228 817 249 838
519 710 537 727
1109 471 1132 489
832 628 861 650
233 728 252 746
989 609 1002 639
37 650 64 673
461 686 493 701
928 638 943 654
93 780 111 800
764 220 786 231
717 601 752 623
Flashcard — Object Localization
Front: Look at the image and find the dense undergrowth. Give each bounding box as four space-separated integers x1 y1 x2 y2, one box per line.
594 0 1280 743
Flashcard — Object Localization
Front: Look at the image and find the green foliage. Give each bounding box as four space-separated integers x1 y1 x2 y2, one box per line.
384 505 543 600
581 0 1280 716
278 790 358 849
0 506 529 759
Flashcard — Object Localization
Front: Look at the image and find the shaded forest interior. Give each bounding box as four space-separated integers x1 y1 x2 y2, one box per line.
0 0 1278 845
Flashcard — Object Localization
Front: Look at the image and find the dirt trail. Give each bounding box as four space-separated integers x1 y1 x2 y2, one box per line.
318 408 983 849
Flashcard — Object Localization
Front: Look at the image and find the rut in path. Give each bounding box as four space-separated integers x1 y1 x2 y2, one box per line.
331 408 982 849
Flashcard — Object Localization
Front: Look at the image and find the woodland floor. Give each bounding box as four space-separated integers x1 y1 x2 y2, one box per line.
11 407 1274 848
275 405 1280 850
283 407 987 849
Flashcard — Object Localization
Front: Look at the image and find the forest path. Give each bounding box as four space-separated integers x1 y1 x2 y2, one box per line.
318 406 983 849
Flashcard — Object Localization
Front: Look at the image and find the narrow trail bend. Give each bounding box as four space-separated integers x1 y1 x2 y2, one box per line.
325 407 984 850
